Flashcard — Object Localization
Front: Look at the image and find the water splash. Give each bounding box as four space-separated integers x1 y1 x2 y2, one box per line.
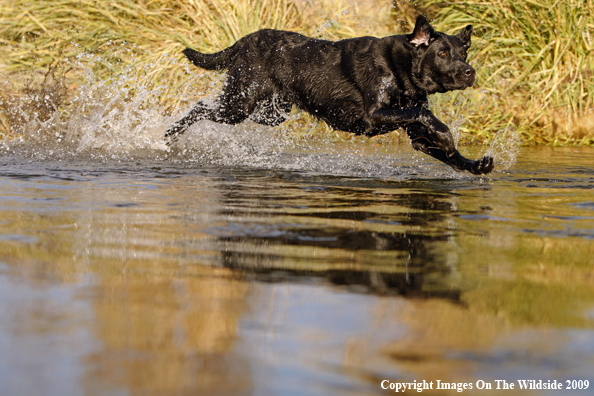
1 62 170 160
482 126 520 171
428 84 521 173
1 47 518 179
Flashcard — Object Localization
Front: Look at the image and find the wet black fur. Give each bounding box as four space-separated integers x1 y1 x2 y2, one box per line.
165 15 494 174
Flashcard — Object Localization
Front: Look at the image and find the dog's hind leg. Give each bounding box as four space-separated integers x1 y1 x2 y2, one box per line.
250 96 292 126
164 93 256 147
406 124 494 175
164 101 212 146
165 70 274 145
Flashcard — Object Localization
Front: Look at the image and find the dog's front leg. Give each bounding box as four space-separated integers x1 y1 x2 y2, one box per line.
406 123 494 175
369 107 454 153
369 106 430 134
416 108 457 156
370 107 493 174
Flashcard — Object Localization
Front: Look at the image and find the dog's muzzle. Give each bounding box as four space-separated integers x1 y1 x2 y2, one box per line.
458 65 476 87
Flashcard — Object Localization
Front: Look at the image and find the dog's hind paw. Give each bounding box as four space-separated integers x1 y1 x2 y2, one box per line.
469 155 494 175
164 126 183 147
164 134 177 147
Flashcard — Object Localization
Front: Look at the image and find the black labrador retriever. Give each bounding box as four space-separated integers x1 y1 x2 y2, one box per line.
165 15 494 175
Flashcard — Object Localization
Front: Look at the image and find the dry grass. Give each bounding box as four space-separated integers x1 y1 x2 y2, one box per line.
0 0 308 112
0 0 592 145
429 0 594 145
0 0 401 140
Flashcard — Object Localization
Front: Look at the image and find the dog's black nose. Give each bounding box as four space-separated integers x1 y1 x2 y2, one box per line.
459 66 476 87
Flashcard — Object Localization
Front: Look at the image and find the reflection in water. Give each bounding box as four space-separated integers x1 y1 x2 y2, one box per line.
215 183 465 299
84 267 253 396
0 147 593 395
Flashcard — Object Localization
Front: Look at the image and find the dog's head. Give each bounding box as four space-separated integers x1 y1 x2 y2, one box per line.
406 15 475 94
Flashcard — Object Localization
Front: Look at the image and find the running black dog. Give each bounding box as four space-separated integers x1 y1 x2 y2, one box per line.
165 15 493 174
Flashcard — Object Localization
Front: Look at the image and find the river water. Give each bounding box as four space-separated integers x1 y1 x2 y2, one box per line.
0 124 593 395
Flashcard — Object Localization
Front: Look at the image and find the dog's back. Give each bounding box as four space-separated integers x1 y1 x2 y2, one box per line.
183 30 315 71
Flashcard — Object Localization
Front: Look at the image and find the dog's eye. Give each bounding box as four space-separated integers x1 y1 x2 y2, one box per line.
439 51 447 57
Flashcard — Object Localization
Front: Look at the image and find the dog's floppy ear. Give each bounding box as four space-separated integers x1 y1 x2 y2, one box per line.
458 25 473 48
407 15 436 47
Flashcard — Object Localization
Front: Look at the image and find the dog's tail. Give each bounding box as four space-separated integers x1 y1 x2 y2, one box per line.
182 45 238 71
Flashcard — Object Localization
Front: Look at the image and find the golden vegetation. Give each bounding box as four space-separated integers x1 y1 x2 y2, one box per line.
0 0 592 144
430 0 594 145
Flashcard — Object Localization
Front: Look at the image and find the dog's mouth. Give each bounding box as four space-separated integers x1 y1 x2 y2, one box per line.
428 65 476 93
457 79 474 90
440 78 474 92
443 70 475 91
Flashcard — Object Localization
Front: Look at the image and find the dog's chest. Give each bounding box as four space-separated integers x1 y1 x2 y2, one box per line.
376 75 421 108
376 75 393 103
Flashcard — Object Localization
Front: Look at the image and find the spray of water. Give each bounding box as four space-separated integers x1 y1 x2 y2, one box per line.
430 92 520 173
482 127 520 170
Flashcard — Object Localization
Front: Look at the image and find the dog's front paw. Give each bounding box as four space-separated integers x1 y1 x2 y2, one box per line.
469 156 494 175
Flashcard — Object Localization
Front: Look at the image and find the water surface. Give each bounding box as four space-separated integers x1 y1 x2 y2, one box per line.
1 144 593 395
